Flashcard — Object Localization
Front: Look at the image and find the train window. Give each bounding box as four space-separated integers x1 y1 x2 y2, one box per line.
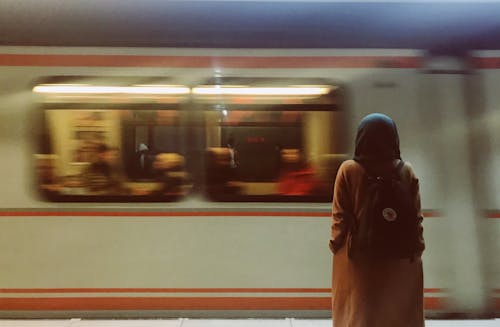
196 79 348 202
32 77 347 202
32 77 194 202
34 109 197 202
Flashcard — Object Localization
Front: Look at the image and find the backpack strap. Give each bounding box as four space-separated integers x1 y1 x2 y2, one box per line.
393 160 405 178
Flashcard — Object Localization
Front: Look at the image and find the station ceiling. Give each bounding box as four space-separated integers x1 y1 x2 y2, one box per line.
1 1 500 53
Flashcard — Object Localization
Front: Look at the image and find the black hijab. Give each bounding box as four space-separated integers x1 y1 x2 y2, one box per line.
353 113 401 172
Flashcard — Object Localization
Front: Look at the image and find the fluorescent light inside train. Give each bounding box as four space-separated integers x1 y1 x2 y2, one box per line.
192 86 331 96
33 85 191 95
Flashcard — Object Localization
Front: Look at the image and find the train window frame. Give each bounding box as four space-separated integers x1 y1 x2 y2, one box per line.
196 78 347 203
32 76 348 203
32 76 194 203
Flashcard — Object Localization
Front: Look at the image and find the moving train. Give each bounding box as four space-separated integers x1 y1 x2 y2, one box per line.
0 1 499 320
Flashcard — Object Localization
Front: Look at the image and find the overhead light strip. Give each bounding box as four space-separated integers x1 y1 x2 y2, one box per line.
192 86 332 96
33 85 333 96
33 85 191 95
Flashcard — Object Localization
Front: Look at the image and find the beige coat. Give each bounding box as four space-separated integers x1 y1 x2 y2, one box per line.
331 159 425 327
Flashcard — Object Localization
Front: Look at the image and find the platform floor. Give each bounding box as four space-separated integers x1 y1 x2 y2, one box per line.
0 319 498 327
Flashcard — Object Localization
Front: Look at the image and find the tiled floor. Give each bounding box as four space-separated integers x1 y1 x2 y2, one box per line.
0 319 498 327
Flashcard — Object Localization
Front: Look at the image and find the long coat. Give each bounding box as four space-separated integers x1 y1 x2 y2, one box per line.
331 159 425 327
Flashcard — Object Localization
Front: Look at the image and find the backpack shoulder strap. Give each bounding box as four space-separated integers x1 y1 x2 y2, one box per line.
395 160 405 173
391 160 405 179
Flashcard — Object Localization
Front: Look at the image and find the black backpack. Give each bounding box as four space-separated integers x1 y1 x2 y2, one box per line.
348 160 419 261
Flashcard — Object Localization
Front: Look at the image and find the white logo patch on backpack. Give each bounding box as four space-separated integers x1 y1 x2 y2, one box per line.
382 207 397 222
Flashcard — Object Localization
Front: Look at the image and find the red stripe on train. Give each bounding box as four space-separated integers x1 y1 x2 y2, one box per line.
0 211 327 217
0 297 329 311
0 54 422 68
0 288 330 294
0 288 444 294
0 296 445 311
0 211 443 218
473 57 500 69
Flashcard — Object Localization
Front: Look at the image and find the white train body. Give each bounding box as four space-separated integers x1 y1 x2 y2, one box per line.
0 46 497 318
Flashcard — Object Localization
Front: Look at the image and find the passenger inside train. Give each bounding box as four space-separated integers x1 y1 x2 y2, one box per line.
84 143 128 195
205 146 243 196
276 148 319 196
152 153 190 196
132 143 154 179
34 154 62 197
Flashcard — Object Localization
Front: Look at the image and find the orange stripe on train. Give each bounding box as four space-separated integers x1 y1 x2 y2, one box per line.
0 211 444 218
0 288 331 294
0 296 445 311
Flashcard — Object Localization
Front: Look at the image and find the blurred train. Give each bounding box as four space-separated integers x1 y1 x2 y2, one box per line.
0 45 498 319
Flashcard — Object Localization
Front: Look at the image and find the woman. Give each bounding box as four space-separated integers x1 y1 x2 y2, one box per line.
330 113 425 327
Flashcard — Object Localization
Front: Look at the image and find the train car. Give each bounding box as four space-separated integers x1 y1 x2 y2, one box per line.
0 1 498 320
